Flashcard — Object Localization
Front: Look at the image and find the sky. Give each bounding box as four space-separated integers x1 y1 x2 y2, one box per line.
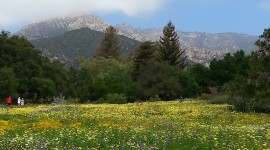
0 0 270 35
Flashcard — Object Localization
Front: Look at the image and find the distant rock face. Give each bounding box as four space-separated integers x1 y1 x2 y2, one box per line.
184 46 225 66
15 13 258 66
16 14 110 40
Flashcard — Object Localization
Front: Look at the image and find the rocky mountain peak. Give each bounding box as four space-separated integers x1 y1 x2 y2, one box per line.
16 13 110 40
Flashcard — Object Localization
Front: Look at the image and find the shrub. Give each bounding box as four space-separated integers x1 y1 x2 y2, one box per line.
227 97 255 112
39 97 53 104
208 94 229 104
0 104 6 108
105 93 127 104
253 97 270 113
96 98 106 104
51 95 67 104
148 95 161 102
66 98 80 104
200 93 215 100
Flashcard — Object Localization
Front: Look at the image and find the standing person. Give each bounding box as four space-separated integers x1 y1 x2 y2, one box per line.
17 97 21 106
20 98 25 107
6 96 12 106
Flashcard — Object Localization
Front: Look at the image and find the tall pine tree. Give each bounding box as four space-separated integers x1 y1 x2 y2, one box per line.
94 25 121 60
158 21 186 69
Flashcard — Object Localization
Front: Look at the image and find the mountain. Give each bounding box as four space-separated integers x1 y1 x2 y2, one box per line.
15 13 258 66
31 28 140 67
16 14 110 40
115 24 258 53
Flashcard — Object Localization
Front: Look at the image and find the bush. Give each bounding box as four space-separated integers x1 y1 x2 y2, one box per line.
51 95 67 104
0 104 6 108
200 93 215 100
253 98 270 113
66 98 80 104
229 96 270 113
105 93 127 104
227 97 255 112
39 97 53 104
95 98 106 104
148 95 161 102
208 94 229 104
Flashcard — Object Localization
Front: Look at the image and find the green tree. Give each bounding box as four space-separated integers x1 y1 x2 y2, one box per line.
65 67 80 98
41 60 68 96
0 31 68 102
224 76 255 112
77 57 139 102
94 25 121 60
177 71 200 98
224 29 270 113
29 77 56 100
138 60 182 100
209 50 250 87
188 63 211 94
250 28 270 112
0 67 18 99
255 28 270 59
0 30 10 38
132 41 157 80
158 21 186 69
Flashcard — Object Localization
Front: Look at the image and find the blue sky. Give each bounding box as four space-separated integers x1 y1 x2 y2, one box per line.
0 0 270 35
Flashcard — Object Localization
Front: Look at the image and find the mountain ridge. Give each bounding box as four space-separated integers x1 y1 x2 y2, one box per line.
15 13 258 66
16 14 258 53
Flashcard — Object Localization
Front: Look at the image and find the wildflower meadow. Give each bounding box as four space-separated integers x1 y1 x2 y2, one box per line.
0 101 270 149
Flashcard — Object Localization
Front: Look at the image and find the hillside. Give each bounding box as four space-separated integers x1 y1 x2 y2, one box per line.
31 28 225 66
31 28 140 66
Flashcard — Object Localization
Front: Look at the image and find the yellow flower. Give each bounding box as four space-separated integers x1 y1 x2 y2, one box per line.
32 120 62 129
0 120 9 134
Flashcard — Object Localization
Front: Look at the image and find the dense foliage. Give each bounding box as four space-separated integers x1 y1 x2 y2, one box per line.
132 41 156 80
1 26 270 113
0 31 68 102
223 29 270 112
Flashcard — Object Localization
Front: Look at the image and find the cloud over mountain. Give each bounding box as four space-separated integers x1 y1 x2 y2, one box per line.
0 0 167 26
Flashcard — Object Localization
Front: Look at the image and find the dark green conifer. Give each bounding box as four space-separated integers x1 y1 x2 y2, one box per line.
158 21 186 69
95 25 121 60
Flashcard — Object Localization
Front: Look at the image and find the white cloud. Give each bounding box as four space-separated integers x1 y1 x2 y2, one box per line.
0 0 167 26
258 0 270 11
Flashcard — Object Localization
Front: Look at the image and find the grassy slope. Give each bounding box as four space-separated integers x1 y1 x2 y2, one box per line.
0 101 269 149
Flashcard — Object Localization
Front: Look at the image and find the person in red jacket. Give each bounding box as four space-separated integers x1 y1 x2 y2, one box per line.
6 96 12 105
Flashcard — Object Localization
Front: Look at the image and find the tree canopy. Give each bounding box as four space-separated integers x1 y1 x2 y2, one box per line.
0 31 68 101
94 26 121 60
1 26 270 112
158 21 186 69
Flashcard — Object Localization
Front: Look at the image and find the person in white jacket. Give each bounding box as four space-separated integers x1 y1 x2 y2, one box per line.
17 97 21 106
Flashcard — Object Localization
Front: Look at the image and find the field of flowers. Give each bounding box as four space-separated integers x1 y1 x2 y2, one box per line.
0 100 270 149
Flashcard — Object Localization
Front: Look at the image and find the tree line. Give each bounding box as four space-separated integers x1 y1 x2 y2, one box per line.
0 22 269 113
